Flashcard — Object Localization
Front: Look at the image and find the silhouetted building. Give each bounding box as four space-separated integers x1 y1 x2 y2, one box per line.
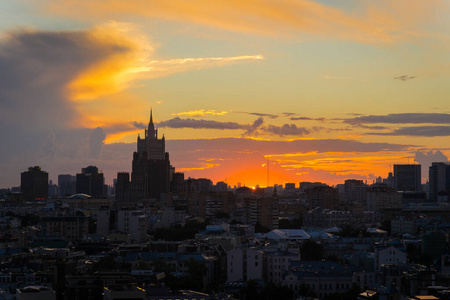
366 183 402 211
428 162 450 202
306 185 339 210
21 166 48 201
58 174 75 197
76 165 104 197
116 110 173 202
393 164 421 192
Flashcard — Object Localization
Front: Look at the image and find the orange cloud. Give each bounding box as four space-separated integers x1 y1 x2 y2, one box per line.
172 110 230 117
144 54 264 79
47 0 445 44
67 22 152 101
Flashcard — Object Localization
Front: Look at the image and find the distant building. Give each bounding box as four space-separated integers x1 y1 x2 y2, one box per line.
306 185 339 210
21 166 48 201
366 184 402 212
428 162 450 202
58 174 75 197
227 247 264 282
285 183 296 190
76 166 105 197
393 164 421 192
117 210 147 243
40 214 89 241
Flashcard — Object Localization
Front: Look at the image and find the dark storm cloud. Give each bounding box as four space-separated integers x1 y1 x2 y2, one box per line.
344 113 450 125
0 28 136 187
370 126 450 137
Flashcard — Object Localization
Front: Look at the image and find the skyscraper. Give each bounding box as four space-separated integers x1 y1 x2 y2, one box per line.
393 164 421 192
76 165 105 197
116 109 173 202
58 174 76 197
429 162 450 202
21 166 48 201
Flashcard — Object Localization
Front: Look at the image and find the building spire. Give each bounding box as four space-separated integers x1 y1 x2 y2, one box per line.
150 108 153 125
148 108 156 138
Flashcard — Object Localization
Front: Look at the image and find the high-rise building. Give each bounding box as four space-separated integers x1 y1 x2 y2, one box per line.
21 166 48 201
428 162 450 202
393 164 421 192
116 110 173 202
76 165 105 197
58 174 76 197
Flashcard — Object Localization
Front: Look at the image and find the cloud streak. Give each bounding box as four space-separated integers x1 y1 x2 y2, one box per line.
47 0 444 44
143 54 264 79
344 113 450 125
370 126 450 137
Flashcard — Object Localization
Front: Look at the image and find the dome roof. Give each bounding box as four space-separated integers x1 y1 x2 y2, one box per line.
69 193 92 199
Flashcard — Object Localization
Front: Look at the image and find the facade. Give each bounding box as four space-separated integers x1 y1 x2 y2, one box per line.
366 184 402 212
428 162 450 202
393 164 421 192
391 216 416 235
227 247 264 282
117 210 147 243
76 166 104 197
374 245 407 270
21 166 48 201
116 110 173 202
307 185 339 210
40 215 89 241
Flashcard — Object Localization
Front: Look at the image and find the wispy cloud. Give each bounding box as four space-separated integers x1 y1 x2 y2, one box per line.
172 110 230 117
394 75 416 81
143 54 264 79
344 113 450 125
370 126 450 137
157 117 245 130
290 116 325 122
47 0 445 44
236 111 279 119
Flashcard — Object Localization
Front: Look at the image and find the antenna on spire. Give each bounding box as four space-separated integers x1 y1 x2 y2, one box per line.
150 108 153 124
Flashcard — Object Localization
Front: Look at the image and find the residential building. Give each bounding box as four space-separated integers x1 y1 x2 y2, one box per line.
428 162 450 202
393 164 421 192
21 166 48 201
76 166 105 197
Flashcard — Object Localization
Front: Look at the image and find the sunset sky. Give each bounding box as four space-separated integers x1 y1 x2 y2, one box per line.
1 0 449 188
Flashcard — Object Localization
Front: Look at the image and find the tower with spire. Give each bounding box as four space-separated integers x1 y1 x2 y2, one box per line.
117 109 173 202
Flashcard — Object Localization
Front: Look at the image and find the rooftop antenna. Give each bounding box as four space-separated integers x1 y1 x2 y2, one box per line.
267 157 270 187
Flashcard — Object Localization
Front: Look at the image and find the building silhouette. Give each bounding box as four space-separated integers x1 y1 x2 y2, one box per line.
20 166 48 201
58 174 76 197
393 164 421 192
428 162 450 202
116 110 173 202
76 166 105 197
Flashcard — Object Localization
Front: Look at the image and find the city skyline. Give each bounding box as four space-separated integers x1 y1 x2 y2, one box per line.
1 1 450 188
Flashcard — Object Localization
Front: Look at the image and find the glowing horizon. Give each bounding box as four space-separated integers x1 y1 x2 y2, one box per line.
0 0 449 188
